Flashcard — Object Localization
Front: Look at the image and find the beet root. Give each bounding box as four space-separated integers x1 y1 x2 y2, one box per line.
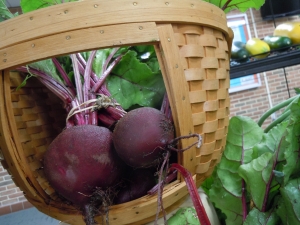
43 125 124 208
112 107 174 168
114 168 156 204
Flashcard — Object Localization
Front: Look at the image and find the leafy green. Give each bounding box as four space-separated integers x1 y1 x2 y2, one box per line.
20 0 77 13
167 207 200 225
106 50 165 110
243 208 280 225
0 0 18 21
277 178 300 224
238 152 274 211
202 0 265 13
208 116 264 224
205 96 300 224
30 59 63 83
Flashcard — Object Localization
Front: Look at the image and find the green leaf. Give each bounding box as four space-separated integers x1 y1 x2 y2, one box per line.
16 73 34 91
20 0 76 13
294 88 300 95
276 178 300 224
106 50 165 110
208 116 263 224
244 208 280 225
29 59 63 83
202 0 265 13
239 119 296 211
252 120 289 158
290 96 300 118
238 152 274 211
209 175 243 225
0 0 17 20
281 119 300 184
167 207 200 225
92 49 114 77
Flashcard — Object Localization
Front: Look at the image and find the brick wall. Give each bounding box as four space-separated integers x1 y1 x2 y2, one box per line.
0 166 33 216
0 7 300 216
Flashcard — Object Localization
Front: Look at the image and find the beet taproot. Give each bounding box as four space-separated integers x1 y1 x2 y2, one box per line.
114 168 157 204
112 107 174 168
43 125 124 208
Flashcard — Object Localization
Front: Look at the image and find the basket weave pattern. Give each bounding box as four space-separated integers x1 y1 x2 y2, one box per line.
173 24 230 182
5 72 66 202
0 1 232 224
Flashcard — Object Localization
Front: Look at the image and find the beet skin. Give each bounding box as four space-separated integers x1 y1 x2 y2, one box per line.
113 107 174 168
43 125 124 207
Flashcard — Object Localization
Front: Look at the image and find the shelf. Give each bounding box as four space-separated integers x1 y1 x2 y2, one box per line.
230 49 300 79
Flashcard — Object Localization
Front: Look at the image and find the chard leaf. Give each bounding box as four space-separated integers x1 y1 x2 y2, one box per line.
202 0 265 13
209 175 243 225
106 50 165 110
290 96 300 118
244 208 280 225
208 116 263 224
281 118 300 184
238 152 274 211
167 207 200 225
276 178 300 224
252 120 289 159
239 120 292 211
20 0 76 13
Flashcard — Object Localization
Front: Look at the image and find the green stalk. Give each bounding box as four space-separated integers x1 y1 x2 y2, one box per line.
257 95 299 127
264 110 290 133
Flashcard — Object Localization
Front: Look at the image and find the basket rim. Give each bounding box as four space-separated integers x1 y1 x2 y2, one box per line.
0 0 232 70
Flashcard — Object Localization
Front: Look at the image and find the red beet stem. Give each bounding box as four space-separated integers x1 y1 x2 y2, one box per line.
169 163 211 225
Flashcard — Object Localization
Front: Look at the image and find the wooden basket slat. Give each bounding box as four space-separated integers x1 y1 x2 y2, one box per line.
171 22 230 182
0 0 228 50
0 22 159 70
155 24 197 174
0 0 233 224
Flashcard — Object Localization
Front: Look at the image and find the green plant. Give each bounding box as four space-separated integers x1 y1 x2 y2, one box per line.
202 0 265 13
202 95 300 224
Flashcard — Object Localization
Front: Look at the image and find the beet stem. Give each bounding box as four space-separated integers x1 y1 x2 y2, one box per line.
169 163 211 225
51 57 76 96
70 54 84 105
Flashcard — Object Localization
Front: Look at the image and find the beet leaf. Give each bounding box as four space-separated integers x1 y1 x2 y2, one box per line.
20 0 76 13
106 50 165 110
208 116 264 224
276 178 300 223
243 208 280 225
205 96 300 225
202 0 265 13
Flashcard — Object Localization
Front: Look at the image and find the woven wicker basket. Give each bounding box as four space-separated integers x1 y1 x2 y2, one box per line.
0 0 233 224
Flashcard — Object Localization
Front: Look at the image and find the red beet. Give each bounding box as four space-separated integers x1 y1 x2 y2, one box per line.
43 125 124 208
112 107 174 168
114 168 156 204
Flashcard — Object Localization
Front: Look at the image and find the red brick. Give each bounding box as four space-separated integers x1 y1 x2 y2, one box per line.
22 201 33 209
10 202 24 212
8 192 24 199
1 198 18 206
0 189 16 196
0 205 11 215
0 186 6 192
